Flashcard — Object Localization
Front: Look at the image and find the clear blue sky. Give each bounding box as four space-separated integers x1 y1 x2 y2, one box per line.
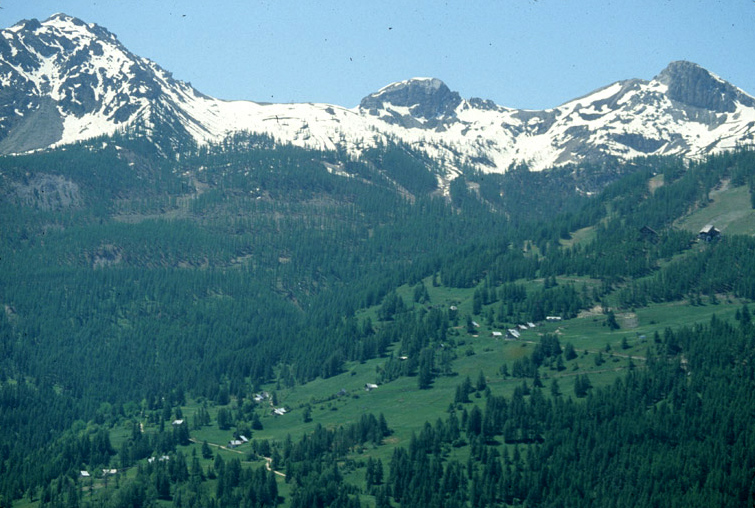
2 1 754 109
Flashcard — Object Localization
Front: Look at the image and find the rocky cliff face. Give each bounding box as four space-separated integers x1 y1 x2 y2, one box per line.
656 60 755 113
7 173 81 210
359 78 462 128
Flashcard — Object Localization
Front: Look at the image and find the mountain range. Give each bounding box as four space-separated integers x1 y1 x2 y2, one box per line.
1 13 755 173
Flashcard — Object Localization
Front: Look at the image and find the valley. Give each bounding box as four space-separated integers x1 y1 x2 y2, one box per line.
1 12 755 508
2 137 755 507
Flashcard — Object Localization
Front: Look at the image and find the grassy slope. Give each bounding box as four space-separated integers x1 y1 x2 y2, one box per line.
158 277 744 507
677 183 755 236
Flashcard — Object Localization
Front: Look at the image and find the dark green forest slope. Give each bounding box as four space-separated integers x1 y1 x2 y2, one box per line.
1 134 755 507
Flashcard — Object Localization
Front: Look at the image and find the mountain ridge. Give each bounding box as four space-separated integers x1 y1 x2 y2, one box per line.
1 14 755 174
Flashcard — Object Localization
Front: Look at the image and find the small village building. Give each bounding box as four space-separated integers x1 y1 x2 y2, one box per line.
254 391 271 403
518 324 528 331
491 331 503 338
239 435 249 443
80 471 90 478
527 322 536 328
172 419 184 426
229 440 243 448
507 329 521 339
273 408 287 416
640 225 659 242
546 316 562 322
365 383 379 391
698 224 721 242
102 469 117 476
472 321 480 328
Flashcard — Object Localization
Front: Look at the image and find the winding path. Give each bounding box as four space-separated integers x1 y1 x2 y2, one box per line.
189 438 286 477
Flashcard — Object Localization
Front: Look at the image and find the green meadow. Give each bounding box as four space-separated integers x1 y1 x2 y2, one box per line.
161 276 748 500
678 183 755 236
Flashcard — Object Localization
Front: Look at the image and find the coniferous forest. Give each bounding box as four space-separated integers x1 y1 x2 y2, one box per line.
1 131 755 506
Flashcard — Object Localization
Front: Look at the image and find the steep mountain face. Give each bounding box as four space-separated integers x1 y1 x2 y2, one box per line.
1 14 755 174
656 60 755 113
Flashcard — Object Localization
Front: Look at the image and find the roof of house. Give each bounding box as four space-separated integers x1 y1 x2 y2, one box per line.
640 225 658 234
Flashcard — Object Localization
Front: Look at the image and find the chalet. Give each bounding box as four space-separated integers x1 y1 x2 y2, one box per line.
518 324 528 331
273 407 287 416
527 322 536 328
254 392 270 402
229 440 243 448
171 419 184 426
546 316 562 322
102 469 117 476
640 225 658 242
507 329 521 339
491 331 503 338
239 435 249 443
80 471 90 478
472 321 480 328
365 383 379 391
698 224 721 242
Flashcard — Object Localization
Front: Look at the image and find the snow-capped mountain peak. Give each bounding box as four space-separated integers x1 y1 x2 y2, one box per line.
1 14 754 174
358 78 462 130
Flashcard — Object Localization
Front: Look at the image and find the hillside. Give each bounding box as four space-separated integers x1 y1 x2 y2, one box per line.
1 129 755 506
